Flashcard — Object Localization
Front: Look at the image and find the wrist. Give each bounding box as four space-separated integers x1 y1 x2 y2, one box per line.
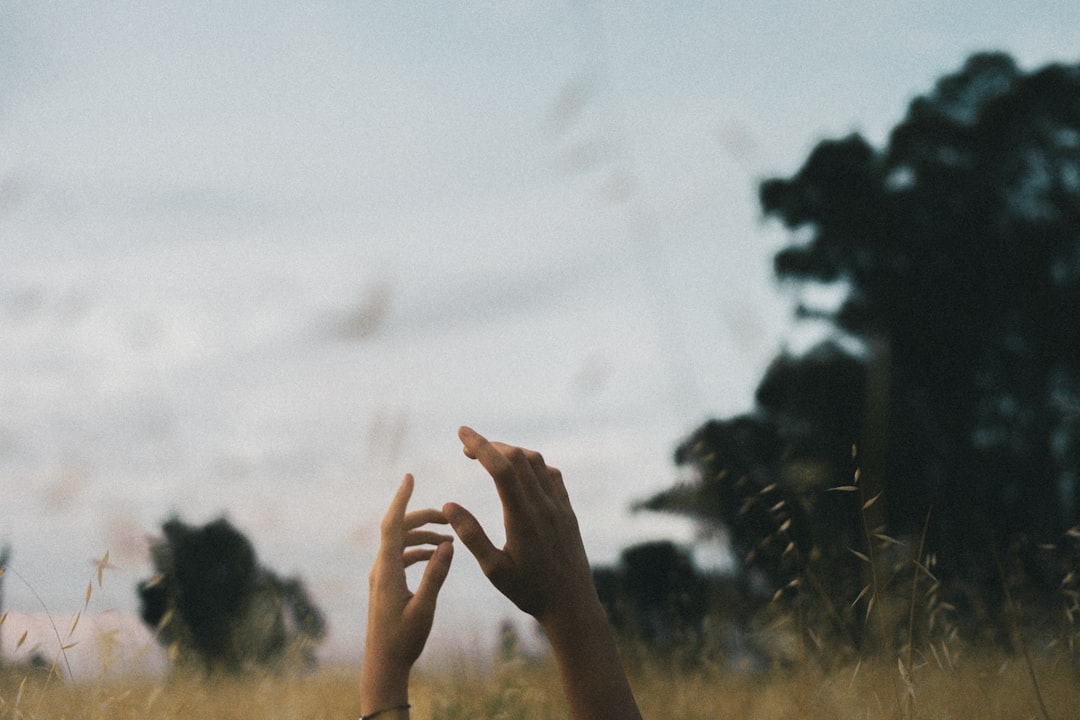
537 588 608 643
360 704 410 720
359 661 410 717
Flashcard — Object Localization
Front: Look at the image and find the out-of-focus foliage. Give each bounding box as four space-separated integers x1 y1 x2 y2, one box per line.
637 344 871 656
640 52 1080 655
762 53 1080 567
138 517 326 675
593 542 712 653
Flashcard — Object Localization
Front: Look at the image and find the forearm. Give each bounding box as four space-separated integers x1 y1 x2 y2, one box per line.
449 427 642 719
541 597 643 720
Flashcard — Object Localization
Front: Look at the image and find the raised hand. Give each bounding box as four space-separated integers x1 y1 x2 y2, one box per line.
445 426 642 720
442 426 595 625
360 473 453 718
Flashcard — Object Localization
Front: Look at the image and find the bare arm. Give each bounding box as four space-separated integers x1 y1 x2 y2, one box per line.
360 473 454 719
444 426 643 720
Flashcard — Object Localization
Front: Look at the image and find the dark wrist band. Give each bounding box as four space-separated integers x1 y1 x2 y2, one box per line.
360 703 410 720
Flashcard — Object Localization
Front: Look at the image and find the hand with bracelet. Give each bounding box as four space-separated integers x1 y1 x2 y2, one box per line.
360 473 454 720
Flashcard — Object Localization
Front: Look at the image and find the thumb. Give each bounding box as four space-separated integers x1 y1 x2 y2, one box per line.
443 502 503 574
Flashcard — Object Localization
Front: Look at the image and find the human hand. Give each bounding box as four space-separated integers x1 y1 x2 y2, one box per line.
444 427 642 720
361 474 453 715
443 426 599 630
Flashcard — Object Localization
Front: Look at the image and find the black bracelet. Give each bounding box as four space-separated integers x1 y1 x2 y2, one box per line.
360 703 410 720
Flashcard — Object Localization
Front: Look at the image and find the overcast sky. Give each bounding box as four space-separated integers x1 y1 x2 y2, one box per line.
3 1 1080 668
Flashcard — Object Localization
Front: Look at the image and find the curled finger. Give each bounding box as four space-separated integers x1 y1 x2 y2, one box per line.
405 528 455 547
410 542 454 616
489 441 546 500
444 502 504 574
402 547 436 568
548 466 571 505
521 448 556 497
404 508 449 530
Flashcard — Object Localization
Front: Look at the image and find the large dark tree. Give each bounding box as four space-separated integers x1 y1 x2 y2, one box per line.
643 52 1080 649
762 52 1080 572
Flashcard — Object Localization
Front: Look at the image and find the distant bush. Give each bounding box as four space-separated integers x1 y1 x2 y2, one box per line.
137 517 325 675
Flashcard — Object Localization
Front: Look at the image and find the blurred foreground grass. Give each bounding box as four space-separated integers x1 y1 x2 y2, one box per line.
3 650 1079 720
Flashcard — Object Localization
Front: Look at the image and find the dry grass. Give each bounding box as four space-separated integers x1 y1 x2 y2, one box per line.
3 556 1079 720
3 465 1079 720
627 656 1078 720
0 666 359 720
3 651 1078 720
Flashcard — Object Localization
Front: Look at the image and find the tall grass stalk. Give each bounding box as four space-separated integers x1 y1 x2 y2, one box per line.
994 548 1053 720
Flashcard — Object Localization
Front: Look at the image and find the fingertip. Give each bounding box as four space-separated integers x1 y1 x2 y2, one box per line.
442 501 463 522
396 473 415 499
434 541 454 579
424 539 453 568
458 426 479 458
439 539 454 560
384 472 415 525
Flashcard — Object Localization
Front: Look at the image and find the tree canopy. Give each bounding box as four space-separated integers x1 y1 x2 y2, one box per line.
763 52 1080 560
641 52 1080 649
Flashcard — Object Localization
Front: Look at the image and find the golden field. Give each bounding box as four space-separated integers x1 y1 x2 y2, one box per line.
2 647 1078 720
3 541 1078 719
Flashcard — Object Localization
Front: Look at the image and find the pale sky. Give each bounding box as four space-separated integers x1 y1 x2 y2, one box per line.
2 1 1080 668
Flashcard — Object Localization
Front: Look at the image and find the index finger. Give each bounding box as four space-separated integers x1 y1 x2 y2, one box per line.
378 473 415 555
458 426 526 512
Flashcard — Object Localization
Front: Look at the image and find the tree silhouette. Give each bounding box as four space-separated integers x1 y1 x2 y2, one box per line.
638 343 868 652
763 51 1080 577
138 517 326 675
642 52 1080 647
592 541 712 654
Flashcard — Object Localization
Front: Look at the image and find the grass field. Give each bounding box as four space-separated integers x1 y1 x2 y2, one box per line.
3 509 1079 719
2 644 1078 720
